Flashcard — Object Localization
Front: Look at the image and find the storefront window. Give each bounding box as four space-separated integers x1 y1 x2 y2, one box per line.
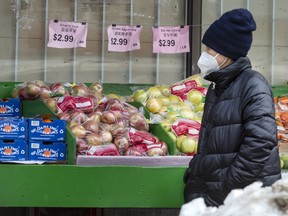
1 0 287 85
202 0 288 85
2 0 187 84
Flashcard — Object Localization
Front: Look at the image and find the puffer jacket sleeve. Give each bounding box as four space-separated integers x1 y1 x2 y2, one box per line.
222 72 278 192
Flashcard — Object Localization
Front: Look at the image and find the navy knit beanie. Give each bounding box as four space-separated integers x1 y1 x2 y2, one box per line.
202 8 257 60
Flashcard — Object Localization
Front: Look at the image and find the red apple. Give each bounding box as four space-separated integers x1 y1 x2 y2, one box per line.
26 83 42 97
39 87 52 99
57 112 70 121
89 82 103 94
33 80 47 87
110 125 126 138
18 87 31 100
100 111 117 124
83 120 99 134
128 112 148 131
100 130 113 143
70 124 86 139
76 138 88 155
88 112 101 123
70 84 90 96
69 110 88 123
114 136 130 154
85 133 103 146
50 83 68 96
45 98 57 112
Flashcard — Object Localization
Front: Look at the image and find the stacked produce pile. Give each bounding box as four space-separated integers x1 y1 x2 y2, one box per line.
275 95 288 146
275 95 288 169
131 74 207 156
179 179 288 216
11 81 168 157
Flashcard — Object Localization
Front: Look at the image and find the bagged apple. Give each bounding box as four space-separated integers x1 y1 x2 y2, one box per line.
114 135 130 155
12 80 52 100
70 83 91 96
56 95 95 113
76 138 89 155
124 142 168 156
49 82 70 97
171 118 201 138
86 143 120 156
128 127 159 145
170 79 199 96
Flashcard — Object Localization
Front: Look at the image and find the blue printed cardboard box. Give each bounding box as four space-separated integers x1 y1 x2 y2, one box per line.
0 139 27 161
0 117 27 139
28 141 67 161
28 118 66 142
0 98 21 118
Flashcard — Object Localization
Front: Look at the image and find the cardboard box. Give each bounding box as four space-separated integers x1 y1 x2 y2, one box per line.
0 139 27 161
28 118 66 142
0 117 27 139
0 98 21 118
28 141 67 161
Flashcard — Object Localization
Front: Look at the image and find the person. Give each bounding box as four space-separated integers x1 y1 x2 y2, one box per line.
183 8 281 207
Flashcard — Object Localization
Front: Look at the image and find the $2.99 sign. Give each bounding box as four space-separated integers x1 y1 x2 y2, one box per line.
107 25 142 52
47 20 88 48
152 26 190 54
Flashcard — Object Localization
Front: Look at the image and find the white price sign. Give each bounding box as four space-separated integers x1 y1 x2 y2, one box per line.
47 20 88 48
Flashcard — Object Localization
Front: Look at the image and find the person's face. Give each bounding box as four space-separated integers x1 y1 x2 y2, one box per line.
205 46 233 69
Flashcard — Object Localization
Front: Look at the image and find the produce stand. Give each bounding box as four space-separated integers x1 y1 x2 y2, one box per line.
0 82 187 209
0 82 287 209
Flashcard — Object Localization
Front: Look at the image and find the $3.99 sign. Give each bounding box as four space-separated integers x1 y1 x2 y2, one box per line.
152 26 190 54
47 20 88 48
107 25 142 52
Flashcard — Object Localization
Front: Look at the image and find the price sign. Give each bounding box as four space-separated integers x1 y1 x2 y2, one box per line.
152 26 190 54
47 20 88 48
107 25 142 52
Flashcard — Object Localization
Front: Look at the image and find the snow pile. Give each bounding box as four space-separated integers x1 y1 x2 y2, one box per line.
179 179 288 216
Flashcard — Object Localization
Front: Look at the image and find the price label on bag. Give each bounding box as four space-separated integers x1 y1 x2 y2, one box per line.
47 20 88 48
152 26 190 54
107 25 142 52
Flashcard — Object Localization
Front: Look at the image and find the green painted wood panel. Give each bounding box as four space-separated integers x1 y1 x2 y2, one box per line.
0 165 186 208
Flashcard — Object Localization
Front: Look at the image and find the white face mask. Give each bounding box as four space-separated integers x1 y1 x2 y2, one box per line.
197 51 227 75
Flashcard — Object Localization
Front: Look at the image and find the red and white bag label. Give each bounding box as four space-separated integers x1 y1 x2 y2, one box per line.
107 25 142 52
47 20 88 48
152 25 190 54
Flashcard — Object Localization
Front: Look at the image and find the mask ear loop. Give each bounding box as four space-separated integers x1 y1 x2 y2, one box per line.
218 57 228 69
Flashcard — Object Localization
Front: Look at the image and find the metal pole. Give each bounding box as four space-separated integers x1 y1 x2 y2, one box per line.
246 0 250 10
73 0 78 82
186 0 201 77
128 0 134 83
220 0 224 15
14 0 20 81
183 0 187 78
101 0 106 83
271 0 275 85
44 0 49 82
156 0 160 84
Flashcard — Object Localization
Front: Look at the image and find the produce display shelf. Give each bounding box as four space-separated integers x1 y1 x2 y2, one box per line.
0 82 287 209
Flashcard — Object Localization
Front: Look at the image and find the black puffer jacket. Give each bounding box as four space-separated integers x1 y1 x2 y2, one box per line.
183 57 281 207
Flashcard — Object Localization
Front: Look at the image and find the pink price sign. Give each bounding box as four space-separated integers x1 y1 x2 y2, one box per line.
107 25 142 52
152 26 190 54
47 20 88 48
